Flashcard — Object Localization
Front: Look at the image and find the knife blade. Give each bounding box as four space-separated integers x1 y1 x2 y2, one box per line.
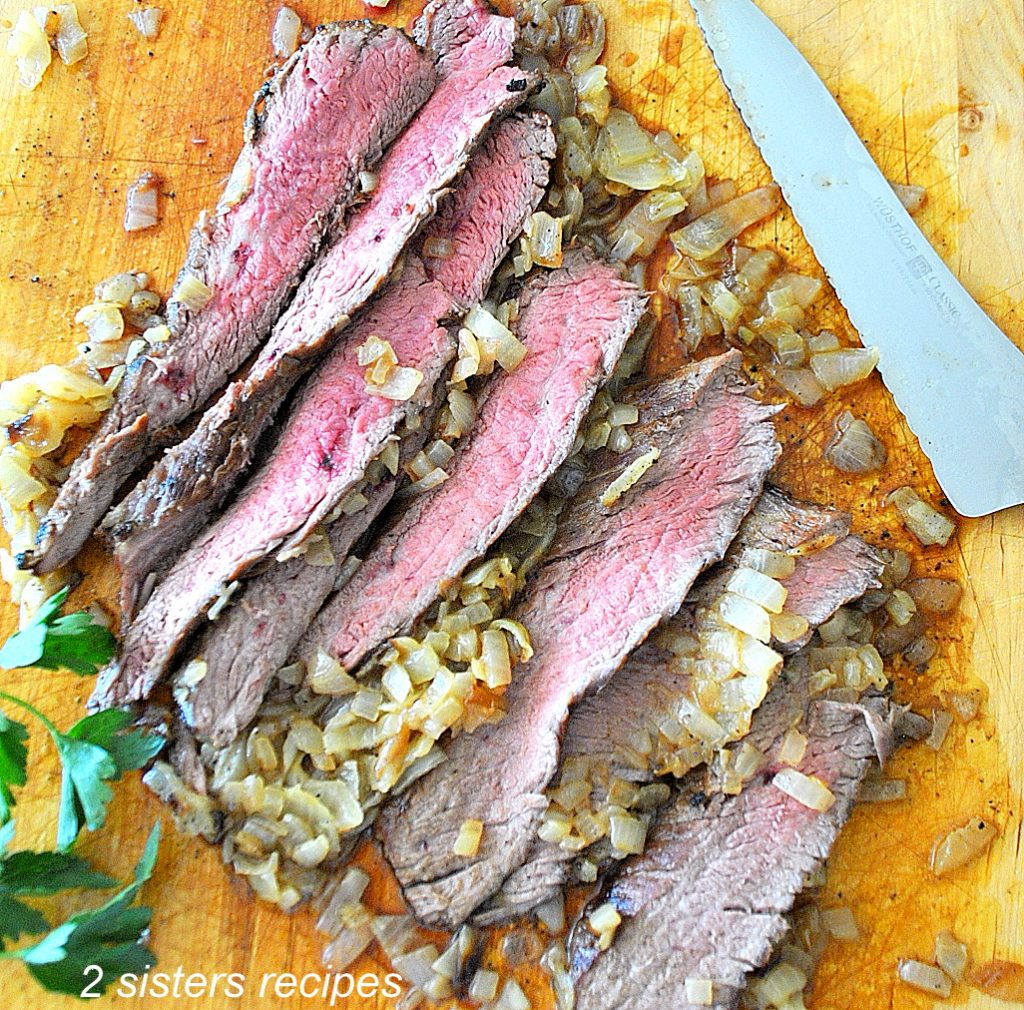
687 0 1024 517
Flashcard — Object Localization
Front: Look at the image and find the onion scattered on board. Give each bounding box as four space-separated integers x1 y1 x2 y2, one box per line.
930 816 998 876
128 6 163 40
6 10 51 89
271 6 302 58
898 958 952 998
124 172 160 232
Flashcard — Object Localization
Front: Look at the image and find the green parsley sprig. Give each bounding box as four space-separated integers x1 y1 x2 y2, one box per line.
0 589 165 997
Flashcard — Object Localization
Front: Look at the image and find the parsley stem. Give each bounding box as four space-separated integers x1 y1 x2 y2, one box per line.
0 690 60 739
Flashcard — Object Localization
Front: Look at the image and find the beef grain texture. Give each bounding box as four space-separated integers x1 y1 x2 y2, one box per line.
377 352 781 929
568 675 900 1010
91 257 453 711
177 111 555 748
300 249 646 673
29 23 435 574
477 487 883 924
104 0 538 619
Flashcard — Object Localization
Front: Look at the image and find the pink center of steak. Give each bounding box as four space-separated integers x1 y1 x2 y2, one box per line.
305 254 644 672
377 354 781 929
92 260 451 709
258 15 530 364
29 24 435 574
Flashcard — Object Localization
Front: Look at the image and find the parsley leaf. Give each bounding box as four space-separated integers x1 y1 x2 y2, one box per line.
0 711 29 825
0 587 116 676
0 848 117 950
0 893 49 947
54 711 164 850
0 849 117 895
6 823 160 996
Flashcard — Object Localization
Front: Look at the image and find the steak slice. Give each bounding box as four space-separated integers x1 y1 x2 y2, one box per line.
299 250 647 673
173 479 396 749
477 488 883 924
175 112 556 748
567 675 900 1010
377 352 781 928
28 23 435 574
90 257 454 710
103 0 538 617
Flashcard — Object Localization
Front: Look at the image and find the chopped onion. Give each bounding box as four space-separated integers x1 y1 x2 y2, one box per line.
773 768 835 811
769 366 825 407
494 978 531 1010
750 963 807 1006
588 901 621 935
367 365 424 401
74 302 125 344
468 968 500 1002
747 548 796 579
885 588 917 626
218 154 253 211
601 447 659 507
809 347 879 391
453 818 483 856
124 171 160 232
770 611 810 645
392 944 440 990
904 578 961 614
970 959 1024 1001
127 6 163 40
888 486 956 546
466 305 527 372
54 3 88 65
534 891 565 933
822 906 859 941
727 567 787 613
719 593 772 643
7 11 51 90
925 708 954 751
172 272 213 311
891 182 926 214
684 978 714 1005
824 410 887 473
609 811 646 854
670 185 781 259
934 930 968 982
322 923 373 971
778 728 807 766
271 7 302 58
524 211 564 268
930 816 998 876
898 958 952 997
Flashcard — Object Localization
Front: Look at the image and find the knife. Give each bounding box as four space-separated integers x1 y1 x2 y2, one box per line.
687 0 1024 517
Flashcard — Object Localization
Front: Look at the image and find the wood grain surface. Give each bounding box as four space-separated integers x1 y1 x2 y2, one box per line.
0 1 1021 1008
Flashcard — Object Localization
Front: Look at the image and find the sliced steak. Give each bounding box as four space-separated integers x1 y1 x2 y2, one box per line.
478 488 883 924
90 257 454 711
377 352 781 928
29 24 435 574
567 674 900 1010
300 250 646 672
176 112 556 748
173 479 395 749
104 0 538 617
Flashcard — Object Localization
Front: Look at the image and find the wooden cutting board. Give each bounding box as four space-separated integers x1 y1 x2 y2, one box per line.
0 1 1021 1007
